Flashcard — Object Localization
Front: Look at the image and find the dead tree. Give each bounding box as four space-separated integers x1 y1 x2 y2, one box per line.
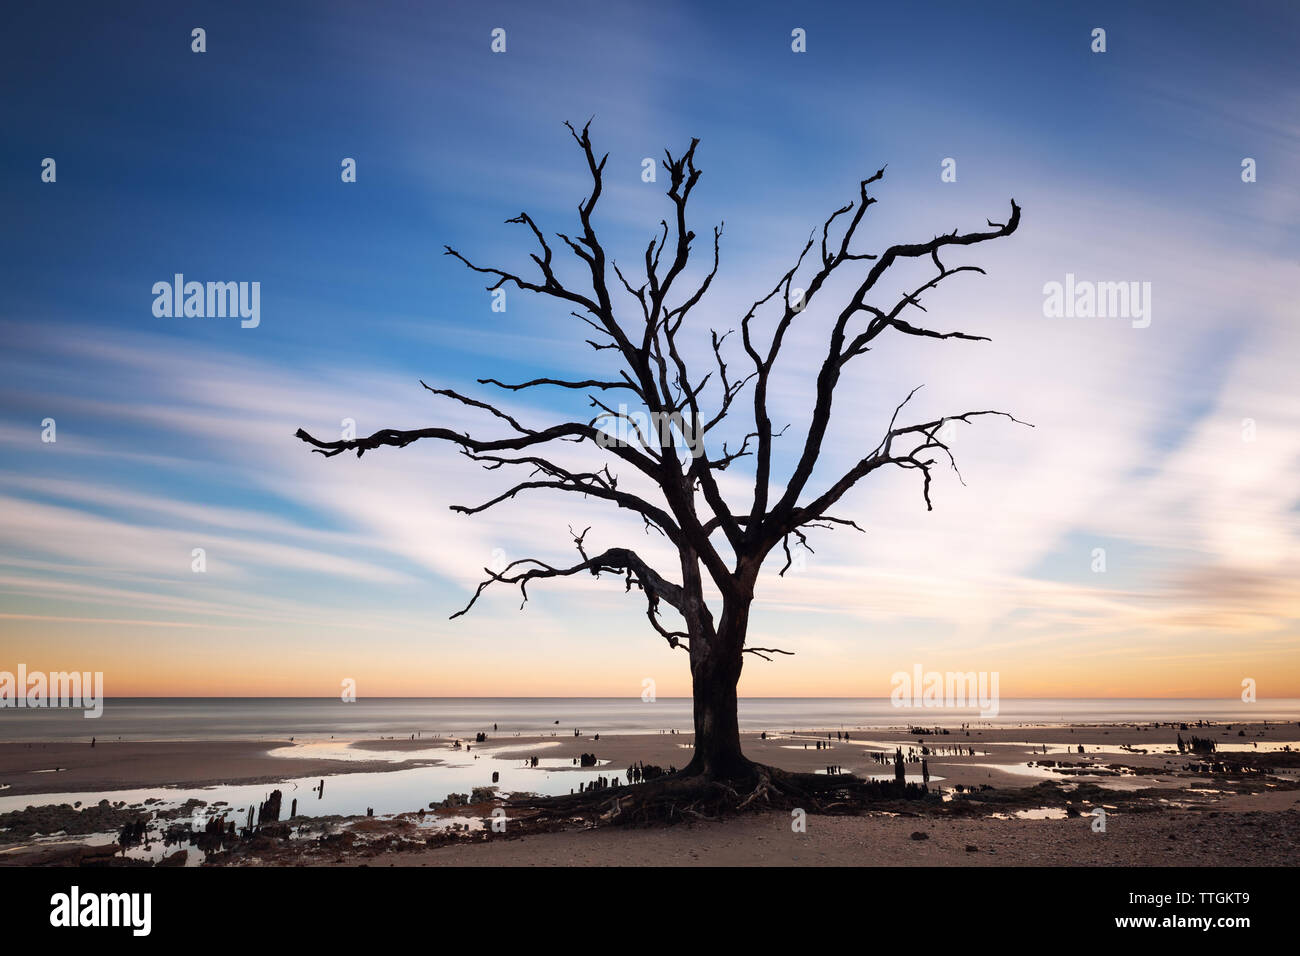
296 121 1026 817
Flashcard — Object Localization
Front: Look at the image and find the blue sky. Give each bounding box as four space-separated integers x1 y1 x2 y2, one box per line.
1 0 1298 696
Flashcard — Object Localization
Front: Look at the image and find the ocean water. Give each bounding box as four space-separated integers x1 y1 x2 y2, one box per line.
2 697 1298 742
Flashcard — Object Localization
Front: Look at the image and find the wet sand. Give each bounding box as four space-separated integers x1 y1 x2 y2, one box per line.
0 740 441 796
3 722 1298 866
4 721 1298 796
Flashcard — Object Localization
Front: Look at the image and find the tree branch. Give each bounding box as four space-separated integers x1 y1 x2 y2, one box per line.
452 531 690 652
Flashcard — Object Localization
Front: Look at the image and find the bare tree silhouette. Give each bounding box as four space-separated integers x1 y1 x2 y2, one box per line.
297 121 1026 816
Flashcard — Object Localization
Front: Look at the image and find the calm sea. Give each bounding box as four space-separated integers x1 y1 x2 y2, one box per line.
2 698 1298 742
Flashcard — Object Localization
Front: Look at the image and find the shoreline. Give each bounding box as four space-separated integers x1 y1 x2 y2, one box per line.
2 722 1298 867
5 719 1298 794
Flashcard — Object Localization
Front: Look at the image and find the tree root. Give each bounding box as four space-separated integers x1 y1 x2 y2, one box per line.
504 763 934 828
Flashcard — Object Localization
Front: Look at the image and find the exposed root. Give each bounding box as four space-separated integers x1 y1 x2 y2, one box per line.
505 762 934 828
736 765 776 809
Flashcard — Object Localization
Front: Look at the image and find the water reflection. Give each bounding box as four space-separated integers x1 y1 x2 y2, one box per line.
0 744 621 819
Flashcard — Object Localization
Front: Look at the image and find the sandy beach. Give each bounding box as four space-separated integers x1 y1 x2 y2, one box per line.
2 720 1298 867
344 797 1300 867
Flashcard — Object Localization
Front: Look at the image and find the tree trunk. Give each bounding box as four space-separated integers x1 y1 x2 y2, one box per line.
684 601 751 779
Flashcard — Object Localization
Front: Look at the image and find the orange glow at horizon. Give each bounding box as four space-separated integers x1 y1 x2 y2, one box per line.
3 619 1297 699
